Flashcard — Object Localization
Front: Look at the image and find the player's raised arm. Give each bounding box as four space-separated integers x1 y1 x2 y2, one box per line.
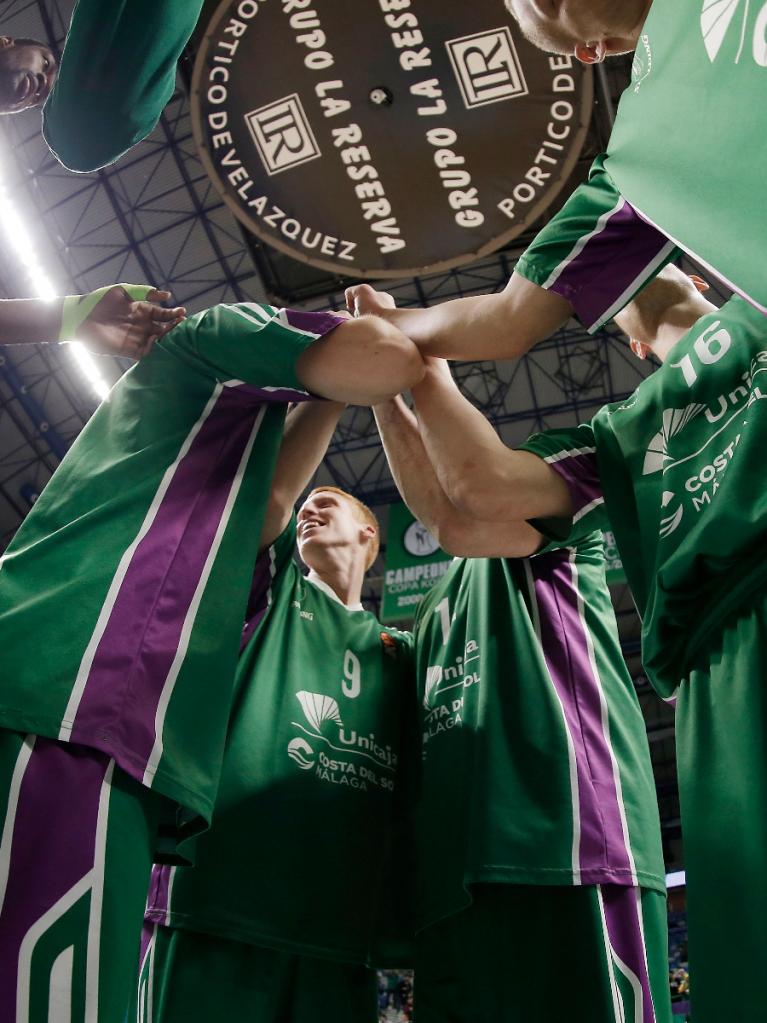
168 303 424 407
347 272 572 362
43 0 205 172
0 285 185 358
258 400 346 551
411 358 572 524
374 396 542 559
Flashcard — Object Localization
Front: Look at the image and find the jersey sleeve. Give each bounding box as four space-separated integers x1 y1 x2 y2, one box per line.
43 0 204 171
240 515 297 652
162 303 348 398
519 422 608 544
515 155 679 333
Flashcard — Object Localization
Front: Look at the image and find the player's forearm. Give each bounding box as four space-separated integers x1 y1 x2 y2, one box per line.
0 299 64 345
259 400 345 550
374 397 541 558
384 274 571 361
271 401 345 504
373 398 464 547
411 365 517 520
412 364 572 522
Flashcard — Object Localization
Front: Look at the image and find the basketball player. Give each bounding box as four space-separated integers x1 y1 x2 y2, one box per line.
0 294 422 1021
372 388 671 1022
0 34 56 114
385 266 765 1023
138 410 414 1022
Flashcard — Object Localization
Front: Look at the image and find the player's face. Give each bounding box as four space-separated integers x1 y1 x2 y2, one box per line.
507 0 650 57
297 492 367 566
0 37 57 113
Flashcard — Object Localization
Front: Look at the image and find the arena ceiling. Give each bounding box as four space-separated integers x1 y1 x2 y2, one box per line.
0 0 733 866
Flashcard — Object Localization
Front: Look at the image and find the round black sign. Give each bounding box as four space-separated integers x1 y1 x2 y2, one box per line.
192 0 593 278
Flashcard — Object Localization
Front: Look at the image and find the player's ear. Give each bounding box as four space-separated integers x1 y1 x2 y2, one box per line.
688 274 710 294
630 338 651 361
574 41 606 64
0 37 13 49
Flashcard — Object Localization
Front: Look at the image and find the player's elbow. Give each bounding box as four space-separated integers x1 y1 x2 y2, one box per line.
444 470 509 522
430 517 472 558
43 101 147 172
358 319 424 403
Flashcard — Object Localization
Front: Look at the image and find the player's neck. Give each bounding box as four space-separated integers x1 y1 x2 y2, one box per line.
650 297 718 363
306 549 365 608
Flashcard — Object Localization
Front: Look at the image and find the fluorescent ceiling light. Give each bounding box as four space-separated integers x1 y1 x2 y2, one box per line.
0 163 111 402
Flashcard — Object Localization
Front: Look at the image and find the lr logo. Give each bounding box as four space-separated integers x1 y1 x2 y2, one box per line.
446 27 528 108
245 93 321 175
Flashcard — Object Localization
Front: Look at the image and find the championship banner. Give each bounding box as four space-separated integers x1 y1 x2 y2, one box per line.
603 528 627 585
192 0 593 278
381 503 452 623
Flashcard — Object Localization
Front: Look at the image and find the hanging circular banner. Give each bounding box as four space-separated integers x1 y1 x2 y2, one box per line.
191 0 593 278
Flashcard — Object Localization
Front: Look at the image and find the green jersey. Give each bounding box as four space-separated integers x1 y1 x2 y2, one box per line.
412 534 665 932
0 304 346 826
146 518 415 966
604 0 767 315
517 0 767 321
521 296 767 699
44 0 205 171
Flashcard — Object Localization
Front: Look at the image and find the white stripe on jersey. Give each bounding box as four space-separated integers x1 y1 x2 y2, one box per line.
596 886 627 1023
164 867 178 927
17 873 94 1017
84 759 114 1023
569 550 638 887
573 495 606 523
523 560 583 885
59 382 225 742
572 497 609 523
276 307 322 338
232 302 273 324
544 446 597 464
142 404 268 785
0 734 35 913
222 379 310 397
541 196 626 292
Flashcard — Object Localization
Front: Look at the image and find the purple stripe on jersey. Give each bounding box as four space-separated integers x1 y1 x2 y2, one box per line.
531 550 634 884
284 309 347 337
547 451 603 518
0 737 108 1015
601 885 656 1022
549 199 672 330
145 863 173 923
240 545 278 653
226 382 313 404
69 389 262 774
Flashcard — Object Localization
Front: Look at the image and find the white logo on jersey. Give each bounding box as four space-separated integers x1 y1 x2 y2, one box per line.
296 691 344 731
642 405 706 475
631 33 653 91
423 665 443 708
287 737 315 770
700 0 767 64
659 491 685 538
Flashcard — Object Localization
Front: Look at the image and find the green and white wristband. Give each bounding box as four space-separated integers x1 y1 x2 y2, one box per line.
58 284 155 342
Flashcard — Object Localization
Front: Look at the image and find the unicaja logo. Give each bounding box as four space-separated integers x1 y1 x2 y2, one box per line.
642 405 706 475
700 0 767 63
287 737 315 770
